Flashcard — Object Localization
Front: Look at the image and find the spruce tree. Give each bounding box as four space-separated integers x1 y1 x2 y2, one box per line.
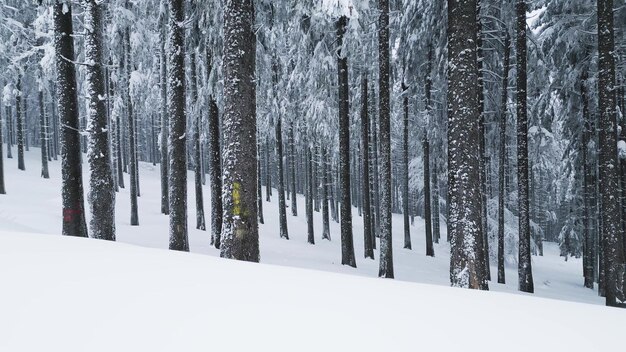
53 0 87 238
219 0 259 262
84 0 115 241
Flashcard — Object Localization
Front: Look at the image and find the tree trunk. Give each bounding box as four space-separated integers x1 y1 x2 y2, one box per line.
53 0 88 238
39 89 49 179
16 74 25 171
258 145 264 225
597 0 624 306
306 144 315 244
209 98 222 248
378 0 393 278
0 100 5 194
219 0 259 262
516 0 534 293
337 16 356 268
85 0 115 241
498 33 510 285
321 146 331 240
167 0 188 251
447 0 487 289
581 67 595 289
402 81 411 250
276 113 289 239
160 20 169 214
362 75 374 259
477 0 490 281
289 123 298 216
190 46 206 231
123 28 139 226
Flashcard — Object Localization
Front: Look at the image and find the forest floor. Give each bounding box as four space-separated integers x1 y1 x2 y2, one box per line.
1 147 624 350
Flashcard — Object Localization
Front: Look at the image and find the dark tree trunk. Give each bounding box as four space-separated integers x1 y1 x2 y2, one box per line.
477 0 490 281
581 67 595 289
306 145 315 244
190 47 206 231
16 74 25 171
0 101 5 194
53 1 88 238
378 0 393 278
258 145 264 225
167 0 189 251
85 0 115 241
337 16 356 268
447 0 487 289
371 85 379 247
39 89 49 179
209 98 222 248
516 0 534 293
123 28 139 226
219 0 259 262
265 136 272 202
160 21 168 213
597 0 624 306
402 81 411 250
362 75 374 259
321 146 331 240
289 124 298 216
497 33 510 285
276 113 289 239
424 135 434 257
6 106 12 159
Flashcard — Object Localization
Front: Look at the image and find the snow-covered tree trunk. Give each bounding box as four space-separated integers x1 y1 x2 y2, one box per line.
264 136 272 202
361 75 374 259
39 89 49 179
516 0 534 293
597 0 624 307
402 81 411 250
337 15 356 268
321 145 331 240
0 101 5 194
208 98 222 248
122 28 138 226
160 18 169 214
167 0 189 251
275 112 289 240
378 0 393 278
476 0 490 281
370 86 379 247
581 67 595 289
53 0 87 238
16 74 25 171
447 0 487 289
498 33 510 285
257 145 264 225
84 0 115 241
424 135 434 257
190 45 205 231
219 0 259 262
289 123 297 216
306 144 314 244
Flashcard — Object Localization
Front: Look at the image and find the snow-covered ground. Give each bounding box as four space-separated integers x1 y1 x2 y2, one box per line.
1 147 623 350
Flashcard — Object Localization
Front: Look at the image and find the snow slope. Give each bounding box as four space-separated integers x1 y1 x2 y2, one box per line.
1 230 625 352
0 146 607 305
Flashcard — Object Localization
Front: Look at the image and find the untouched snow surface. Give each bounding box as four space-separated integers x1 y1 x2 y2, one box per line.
0 147 624 350
1 230 625 352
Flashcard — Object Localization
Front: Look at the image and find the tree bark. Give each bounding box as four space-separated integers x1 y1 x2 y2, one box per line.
160 18 169 214
84 0 115 241
219 0 259 262
447 0 487 289
39 89 49 179
361 75 374 259
402 81 411 250
337 16 356 268
497 33 510 285
53 0 88 238
597 0 624 306
516 0 534 293
16 74 25 171
378 0 393 278
209 98 222 248
167 0 189 251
